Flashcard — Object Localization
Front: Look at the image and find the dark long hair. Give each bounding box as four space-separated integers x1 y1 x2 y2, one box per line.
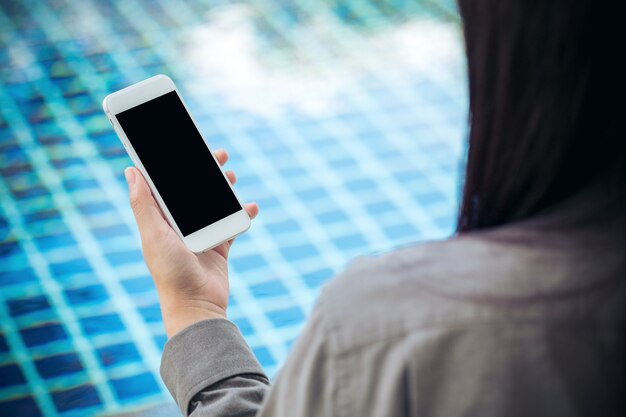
457 1 625 231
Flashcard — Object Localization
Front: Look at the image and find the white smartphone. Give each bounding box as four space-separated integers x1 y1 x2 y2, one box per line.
102 74 250 253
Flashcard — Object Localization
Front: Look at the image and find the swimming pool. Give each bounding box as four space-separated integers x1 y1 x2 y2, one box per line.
0 0 466 415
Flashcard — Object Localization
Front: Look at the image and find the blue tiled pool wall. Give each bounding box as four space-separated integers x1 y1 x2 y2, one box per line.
1 0 466 416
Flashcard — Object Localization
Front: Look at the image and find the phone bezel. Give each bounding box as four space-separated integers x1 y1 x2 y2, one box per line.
102 74 250 253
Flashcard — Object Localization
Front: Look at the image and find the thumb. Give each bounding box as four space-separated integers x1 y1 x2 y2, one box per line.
125 167 169 238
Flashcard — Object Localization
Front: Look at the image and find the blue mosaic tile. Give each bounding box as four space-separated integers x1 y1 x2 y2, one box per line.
51 385 101 413
316 210 349 224
62 178 99 192
332 234 368 250
232 317 254 337
153 335 167 351
97 343 141 368
0 334 9 353
365 201 397 215
7 295 51 317
267 307 305 328
49 259 93 279
384 224 419 240
0 240 20 257
64 285 109 306
0 268 38 287
232 254 268 273
249 281 289 298
0 396 42 417
252 346 276 368
34 353 83 379
79 314 125 336
105 250 143 266
22 210 61 225
91 224 132 240
0 363 27 388
265 219 302 234
34 232 77 251
120 276 155 294
110 372 160 401
20 323 68 347
138 304 162 323
295 187 329 201
76 202 115 215
280 244 319 261
302 268 334 289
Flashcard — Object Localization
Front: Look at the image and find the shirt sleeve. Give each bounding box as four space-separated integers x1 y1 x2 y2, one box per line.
160 302 334 417
160 318 269 416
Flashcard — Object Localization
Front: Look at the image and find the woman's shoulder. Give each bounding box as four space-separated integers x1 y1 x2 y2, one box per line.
316 224 625 354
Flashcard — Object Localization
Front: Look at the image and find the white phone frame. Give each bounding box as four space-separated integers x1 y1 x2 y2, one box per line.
102 74 250 253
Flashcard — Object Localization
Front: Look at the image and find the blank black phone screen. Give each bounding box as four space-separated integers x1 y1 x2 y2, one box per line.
115 91 240 236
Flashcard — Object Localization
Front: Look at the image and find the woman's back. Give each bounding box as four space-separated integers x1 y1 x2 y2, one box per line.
276 185 625 416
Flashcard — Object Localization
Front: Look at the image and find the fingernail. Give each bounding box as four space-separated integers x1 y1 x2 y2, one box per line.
124 168 135 186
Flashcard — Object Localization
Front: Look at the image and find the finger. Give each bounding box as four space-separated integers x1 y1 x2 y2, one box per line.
244 202 259 220
227 202 259 248
125 167 170 238
225 170 236 185
214 149 229 166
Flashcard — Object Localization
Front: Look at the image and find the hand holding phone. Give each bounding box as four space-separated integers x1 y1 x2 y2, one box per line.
103 75 259 335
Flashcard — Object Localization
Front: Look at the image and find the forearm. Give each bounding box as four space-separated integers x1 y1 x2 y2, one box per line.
160 319 269 417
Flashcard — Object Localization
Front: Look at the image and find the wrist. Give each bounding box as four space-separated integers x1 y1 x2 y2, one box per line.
160 299 227 338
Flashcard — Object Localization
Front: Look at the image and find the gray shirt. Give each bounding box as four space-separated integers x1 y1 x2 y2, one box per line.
160 184 626 417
